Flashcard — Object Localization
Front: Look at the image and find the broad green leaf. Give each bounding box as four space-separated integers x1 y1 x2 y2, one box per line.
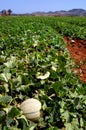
65 123 73 130
8 107 20 118
0 72 11 82
0 95 12 106
61 110 70 123
72 118 79 130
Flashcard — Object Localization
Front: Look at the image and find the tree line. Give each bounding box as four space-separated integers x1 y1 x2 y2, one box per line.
1 9 12 16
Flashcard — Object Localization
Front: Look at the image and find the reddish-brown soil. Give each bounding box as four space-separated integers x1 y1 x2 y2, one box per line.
63 36 86 83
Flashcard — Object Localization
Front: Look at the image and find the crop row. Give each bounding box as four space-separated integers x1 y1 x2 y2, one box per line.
0 16 86 39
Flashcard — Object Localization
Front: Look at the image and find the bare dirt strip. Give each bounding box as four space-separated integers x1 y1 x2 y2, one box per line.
63 36 86 83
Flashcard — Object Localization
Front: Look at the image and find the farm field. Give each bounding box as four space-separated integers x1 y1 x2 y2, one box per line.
0 16 86 130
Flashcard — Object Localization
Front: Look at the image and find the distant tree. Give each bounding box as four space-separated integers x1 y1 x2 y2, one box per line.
1 9 12 16
1 9 6 16
7 9 12 15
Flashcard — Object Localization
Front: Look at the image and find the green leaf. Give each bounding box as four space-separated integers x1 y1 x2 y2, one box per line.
3 126 21 130
0 72 11 82
71 118 79 130
6 107 20 127
0 110 6 123
0 95 12 106
65 123 73 130
8 107 20 118
4 56 16 68
52 81 66 97
61 110 70 123
58 55 66 67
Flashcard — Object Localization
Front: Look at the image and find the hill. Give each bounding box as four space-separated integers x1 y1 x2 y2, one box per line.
32 9 86 16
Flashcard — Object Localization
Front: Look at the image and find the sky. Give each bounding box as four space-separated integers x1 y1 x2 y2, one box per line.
0 0 86 14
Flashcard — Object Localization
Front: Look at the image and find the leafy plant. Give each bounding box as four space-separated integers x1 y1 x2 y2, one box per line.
0 16 86 130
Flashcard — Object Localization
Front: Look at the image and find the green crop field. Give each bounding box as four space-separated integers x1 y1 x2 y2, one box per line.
0 16 86 130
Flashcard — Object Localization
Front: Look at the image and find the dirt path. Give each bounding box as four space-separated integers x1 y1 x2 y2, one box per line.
63 36 86 83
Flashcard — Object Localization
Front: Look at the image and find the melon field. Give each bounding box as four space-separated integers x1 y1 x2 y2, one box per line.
0 16 86 130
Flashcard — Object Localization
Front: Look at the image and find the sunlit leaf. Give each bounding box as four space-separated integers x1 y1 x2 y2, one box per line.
0 72 11 82
36 71 50 79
